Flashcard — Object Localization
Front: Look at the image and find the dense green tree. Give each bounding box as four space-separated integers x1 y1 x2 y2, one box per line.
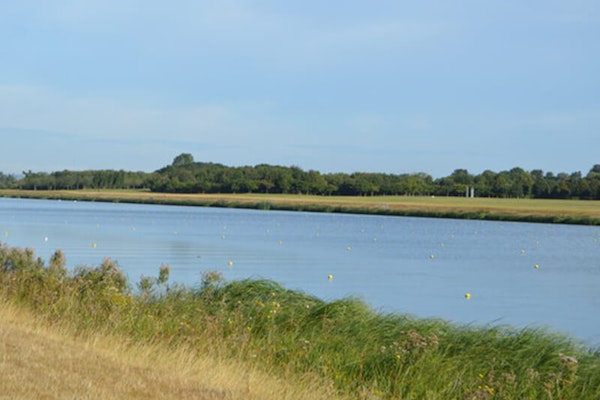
507 167 533 198
492 172 512 198
7 156 600 200
306 170 328 195
588 164 600 176
474 170 496 197
531 170 551 198
172 153 195 167
0 172 16 189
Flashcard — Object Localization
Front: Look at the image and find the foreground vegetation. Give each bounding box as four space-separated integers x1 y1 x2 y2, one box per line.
1 243 599 399
0 302 337 400
2 189 600 225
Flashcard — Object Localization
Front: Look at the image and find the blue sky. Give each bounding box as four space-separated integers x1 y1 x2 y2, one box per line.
1 1 598 177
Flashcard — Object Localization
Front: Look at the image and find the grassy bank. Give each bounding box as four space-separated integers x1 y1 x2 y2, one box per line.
0 302 338 400
1 243 599 399
2 189 600 225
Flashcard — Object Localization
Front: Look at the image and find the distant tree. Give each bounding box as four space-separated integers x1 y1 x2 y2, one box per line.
450 169 473 185
13 155 600 201
555 181 571 199
493 172 512 198
508 167 533 198
587 164 600 178
172 153 195 167
588 176 600 199
531 170 550 198
451 169 474 196
474 170 496 197
397 173 433 196
306 170 328 195
0 172 16 189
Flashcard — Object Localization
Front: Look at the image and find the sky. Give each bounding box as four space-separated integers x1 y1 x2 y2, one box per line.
0 1 598 178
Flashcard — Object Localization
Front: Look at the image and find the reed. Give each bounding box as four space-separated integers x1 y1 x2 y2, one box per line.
1 243 599 399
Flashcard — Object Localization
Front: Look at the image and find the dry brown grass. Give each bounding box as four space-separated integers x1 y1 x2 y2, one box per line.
2 189 599 224
0 302 343 400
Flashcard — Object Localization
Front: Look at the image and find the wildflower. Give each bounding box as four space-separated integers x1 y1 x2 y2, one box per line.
300 339 311 349
559 353 578 365
270 301 281 314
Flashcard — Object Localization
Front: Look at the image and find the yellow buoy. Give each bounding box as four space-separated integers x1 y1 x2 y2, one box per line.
430 254 435 259
464 293 471 300
346 246 352 251
3 231 8 237
228 261 234 267
92 243 97 248
534 264 540 270
327 274 333 281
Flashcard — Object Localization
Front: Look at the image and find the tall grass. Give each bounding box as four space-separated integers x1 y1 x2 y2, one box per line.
1 242 599 399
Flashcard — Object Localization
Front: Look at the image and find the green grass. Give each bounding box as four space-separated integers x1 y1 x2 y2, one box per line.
2 189 600 225
1 243 599 399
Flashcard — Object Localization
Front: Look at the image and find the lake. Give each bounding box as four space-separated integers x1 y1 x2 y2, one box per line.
1 197 599 345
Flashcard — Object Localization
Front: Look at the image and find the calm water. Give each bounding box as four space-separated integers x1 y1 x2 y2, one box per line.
1 197 599 345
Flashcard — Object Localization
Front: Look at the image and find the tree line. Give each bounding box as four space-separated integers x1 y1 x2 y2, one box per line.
3 153 600 200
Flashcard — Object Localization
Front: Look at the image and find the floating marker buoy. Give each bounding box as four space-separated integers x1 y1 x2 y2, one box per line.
328 274 333 281
464 293 471 300
534 264 540 270
346 246 352 251
3 231 8 237
430 254 435 259
92 243 97 248
278 240 283 245
228 261 234 267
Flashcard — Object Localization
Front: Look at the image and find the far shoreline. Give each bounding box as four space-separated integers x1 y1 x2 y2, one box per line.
1 189 599 226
